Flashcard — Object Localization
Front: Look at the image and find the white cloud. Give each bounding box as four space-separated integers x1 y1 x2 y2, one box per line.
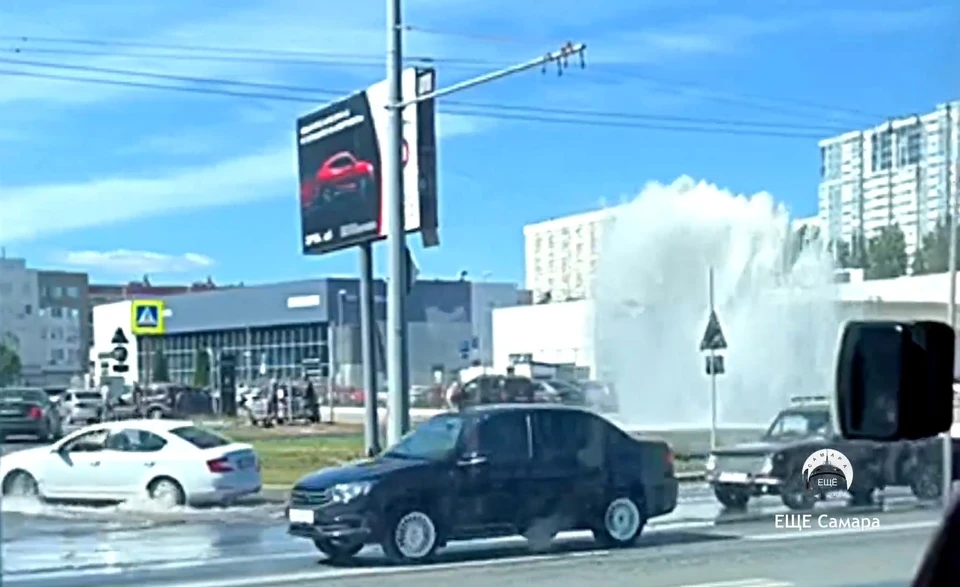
436 113 494 140
58 249 215 274
0 145 295 242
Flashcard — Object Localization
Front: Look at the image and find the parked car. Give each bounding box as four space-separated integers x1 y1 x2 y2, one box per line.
0 420 262 506
58 389 105 427
0 387 63 441
287 403 678 563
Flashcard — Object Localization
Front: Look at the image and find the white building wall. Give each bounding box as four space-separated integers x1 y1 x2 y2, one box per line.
491 300 595 375
523 208 617 303
818 100 960 261
90 301 140 385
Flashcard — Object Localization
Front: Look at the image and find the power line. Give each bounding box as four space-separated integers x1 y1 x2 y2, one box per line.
0 67 828 139
0 68 326 104
444 100 850 133
1 45 493 69
0 57 346 96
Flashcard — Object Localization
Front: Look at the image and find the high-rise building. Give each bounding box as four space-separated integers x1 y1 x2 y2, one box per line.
523 208 617 303
817 100 959 260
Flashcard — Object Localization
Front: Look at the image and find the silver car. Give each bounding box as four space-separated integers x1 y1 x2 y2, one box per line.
59 389 104 426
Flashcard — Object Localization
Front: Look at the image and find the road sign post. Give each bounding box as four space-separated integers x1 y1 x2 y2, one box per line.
699 267 728 451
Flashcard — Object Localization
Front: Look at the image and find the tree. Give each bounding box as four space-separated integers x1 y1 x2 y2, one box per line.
193 348 211 388
152 350 170 383
865 224 908 279
0 342 22 386
828 239 851 268
914 216 955 274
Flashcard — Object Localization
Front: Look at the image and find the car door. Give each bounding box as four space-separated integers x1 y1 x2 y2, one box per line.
101 428 169 498
529 410 607 526
42 428 110 499
454 411 532 534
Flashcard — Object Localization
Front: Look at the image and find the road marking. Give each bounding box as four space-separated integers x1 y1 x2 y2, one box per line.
742 520 938 542
672 580 791 587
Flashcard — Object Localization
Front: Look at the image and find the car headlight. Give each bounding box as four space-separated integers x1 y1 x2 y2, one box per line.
705 455 717 471
760 455 774 474
330 481 373 504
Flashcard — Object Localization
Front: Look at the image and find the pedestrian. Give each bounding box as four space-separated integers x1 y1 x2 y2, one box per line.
305 381 319 423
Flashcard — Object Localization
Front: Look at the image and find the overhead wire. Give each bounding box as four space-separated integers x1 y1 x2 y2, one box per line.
0 65 834 139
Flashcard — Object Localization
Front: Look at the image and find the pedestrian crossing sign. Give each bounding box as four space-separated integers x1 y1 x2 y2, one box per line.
131 300 165 335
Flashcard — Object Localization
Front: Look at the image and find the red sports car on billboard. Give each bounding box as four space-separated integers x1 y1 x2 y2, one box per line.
301 151 375 209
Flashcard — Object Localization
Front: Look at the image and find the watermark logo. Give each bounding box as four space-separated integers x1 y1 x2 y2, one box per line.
803 448 852 497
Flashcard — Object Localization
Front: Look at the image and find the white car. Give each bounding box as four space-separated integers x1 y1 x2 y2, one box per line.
0 420 262 506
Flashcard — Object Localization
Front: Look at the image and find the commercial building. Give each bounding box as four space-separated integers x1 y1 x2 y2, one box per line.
0 258 87 387
91 277 524 388
818 100 960 261
523 207 616 303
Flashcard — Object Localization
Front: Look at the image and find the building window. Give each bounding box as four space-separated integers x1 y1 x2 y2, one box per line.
871 130 893 172
52 286 63 298
820 143 842 180
897 124 922 166
65 286 80 298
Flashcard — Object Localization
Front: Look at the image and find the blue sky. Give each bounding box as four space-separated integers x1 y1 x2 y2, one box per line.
0 0 954 287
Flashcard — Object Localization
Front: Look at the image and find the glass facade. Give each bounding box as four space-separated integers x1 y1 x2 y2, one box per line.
136 322 330 384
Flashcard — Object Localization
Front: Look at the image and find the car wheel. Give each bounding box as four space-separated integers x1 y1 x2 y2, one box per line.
780 473 816 511
909 462 942 500
713 484 750 510
3 470 40 499
147 407 164 420
314 538 363 562
592 494 646 548
380 508 440 564
148 477 186 507
320 187 334 204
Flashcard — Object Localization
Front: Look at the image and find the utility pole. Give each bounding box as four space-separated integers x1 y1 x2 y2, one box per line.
945 102 954 510
382 0 586 447
384 0 408 447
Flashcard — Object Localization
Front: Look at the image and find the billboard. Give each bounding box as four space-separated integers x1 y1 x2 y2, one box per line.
297 67 439 255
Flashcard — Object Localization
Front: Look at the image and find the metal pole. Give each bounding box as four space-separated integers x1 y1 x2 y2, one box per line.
385 0 408 447
708 267 718 451
944 103 955 509
327 316 335 423
332 291 346 424
359 244 380 455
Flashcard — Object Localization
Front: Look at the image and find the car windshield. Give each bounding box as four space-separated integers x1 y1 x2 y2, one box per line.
169 425 231 449
72 391 101 401
765 410 833 439
384 414 464 461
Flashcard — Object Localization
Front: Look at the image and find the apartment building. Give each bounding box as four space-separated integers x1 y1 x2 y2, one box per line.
0 258 87 386
523 207 617 303
818 100 960 260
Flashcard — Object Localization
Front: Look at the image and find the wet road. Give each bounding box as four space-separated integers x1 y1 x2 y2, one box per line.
0 481 933 586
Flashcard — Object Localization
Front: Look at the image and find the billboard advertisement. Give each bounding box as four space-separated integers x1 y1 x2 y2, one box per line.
297 67 439 255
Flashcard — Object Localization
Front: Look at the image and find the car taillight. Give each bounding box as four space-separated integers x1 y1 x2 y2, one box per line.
206 457 234 473
27 406 43 419
664 449 674 468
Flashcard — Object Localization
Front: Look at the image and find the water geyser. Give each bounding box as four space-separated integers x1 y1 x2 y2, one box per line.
593 176 841 429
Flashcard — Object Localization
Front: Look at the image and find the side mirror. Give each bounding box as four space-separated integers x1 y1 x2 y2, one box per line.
457 454 487 467
836 320 954 441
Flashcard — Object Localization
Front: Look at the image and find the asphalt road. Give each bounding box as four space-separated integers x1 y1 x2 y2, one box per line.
3 507 937 587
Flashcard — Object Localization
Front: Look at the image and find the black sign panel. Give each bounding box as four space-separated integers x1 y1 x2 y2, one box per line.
297 67 438 255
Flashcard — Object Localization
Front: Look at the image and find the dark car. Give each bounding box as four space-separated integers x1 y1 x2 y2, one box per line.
287 404 678 564
705 395 909 511
0 387 63 441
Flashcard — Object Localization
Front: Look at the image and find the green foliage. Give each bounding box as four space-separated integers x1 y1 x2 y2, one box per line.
0 342 22 386
193 348 211 388
152 350 170 383
913 216 955 275
865 224 908 279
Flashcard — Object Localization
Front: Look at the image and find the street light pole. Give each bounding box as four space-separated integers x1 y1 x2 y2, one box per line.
332 290 346 424
944 103 955 509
